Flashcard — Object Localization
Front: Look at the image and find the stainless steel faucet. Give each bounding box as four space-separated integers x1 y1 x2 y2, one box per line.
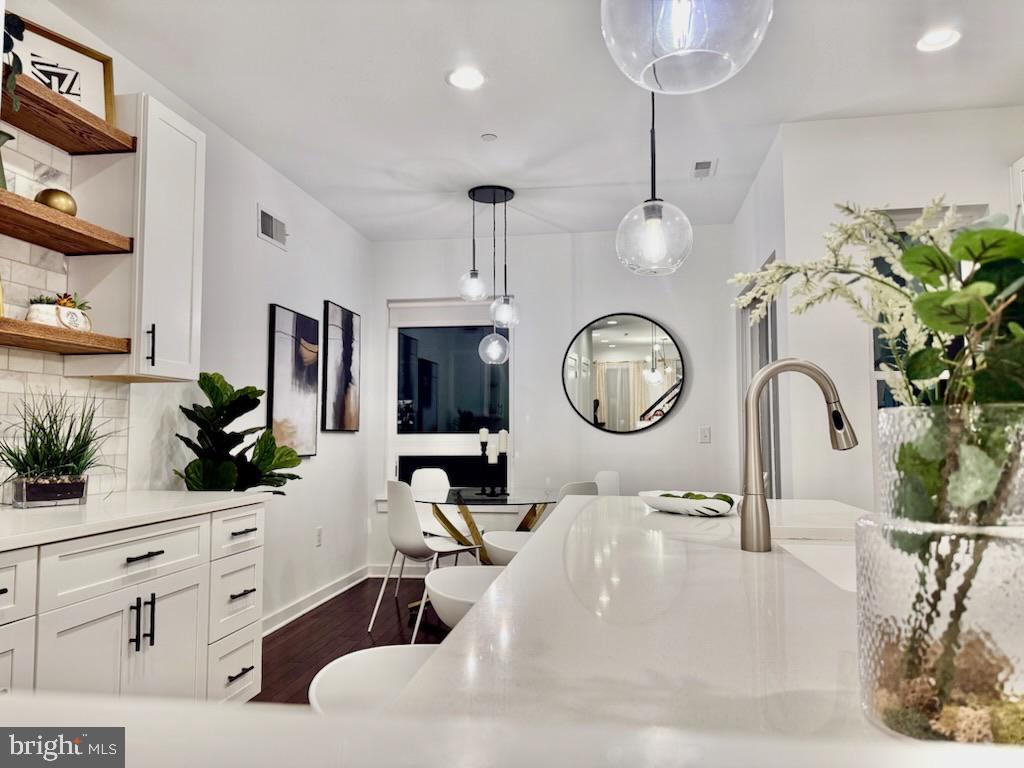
741 359 858 552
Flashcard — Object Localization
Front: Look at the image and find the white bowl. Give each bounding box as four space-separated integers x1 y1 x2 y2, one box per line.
425 565 503 628
639 490 740 517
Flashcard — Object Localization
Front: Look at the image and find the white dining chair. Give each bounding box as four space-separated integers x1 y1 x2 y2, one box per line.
421 565 503 634
594 470 621 496
410 467 472 540
368 481 479 635
308 645 436 714
558 480 599 502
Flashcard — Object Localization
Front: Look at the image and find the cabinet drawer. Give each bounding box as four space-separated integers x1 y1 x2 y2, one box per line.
0 548 37 626
0 617 36 695
209 548 263 643
39 515 210 612
210 504 264 560
207 622 262 703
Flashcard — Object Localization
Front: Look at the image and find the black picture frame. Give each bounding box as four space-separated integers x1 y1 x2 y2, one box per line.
321 300 361 432
267 303 319 457
560 312 685 435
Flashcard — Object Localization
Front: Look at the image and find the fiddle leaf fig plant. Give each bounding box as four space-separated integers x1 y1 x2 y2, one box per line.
174 372 301 494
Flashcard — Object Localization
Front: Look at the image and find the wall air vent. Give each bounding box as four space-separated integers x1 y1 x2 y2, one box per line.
692 159 718 179
257 204 289 250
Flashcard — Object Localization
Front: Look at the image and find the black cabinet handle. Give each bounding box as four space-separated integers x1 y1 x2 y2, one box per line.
142 592 156 646
125 549 165 565
229 587 256 601
230 527 258 538
145 323 156 366
0 587 8 596
227 665 254 684
128 596 142 652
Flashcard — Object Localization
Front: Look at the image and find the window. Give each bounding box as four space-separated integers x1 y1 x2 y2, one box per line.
397 326 509 434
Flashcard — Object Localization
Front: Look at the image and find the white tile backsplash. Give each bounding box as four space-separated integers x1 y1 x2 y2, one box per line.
0 131 129 496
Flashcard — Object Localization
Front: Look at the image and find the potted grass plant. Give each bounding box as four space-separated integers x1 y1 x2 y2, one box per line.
733 199 1024 744
0 393 109 507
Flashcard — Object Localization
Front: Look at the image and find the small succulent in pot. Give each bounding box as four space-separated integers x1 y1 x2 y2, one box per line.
0 393 112 507
27 292 93 332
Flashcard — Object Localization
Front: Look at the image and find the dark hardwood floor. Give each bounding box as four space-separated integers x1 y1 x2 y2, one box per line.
252 577 449 705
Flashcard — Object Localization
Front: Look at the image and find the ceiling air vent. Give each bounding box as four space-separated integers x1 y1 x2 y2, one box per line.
257 204 288 250
692 159 718 180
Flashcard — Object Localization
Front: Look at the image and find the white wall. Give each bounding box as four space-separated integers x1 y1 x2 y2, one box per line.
14 0 375 625
365 226 740 564
775 107 1024 510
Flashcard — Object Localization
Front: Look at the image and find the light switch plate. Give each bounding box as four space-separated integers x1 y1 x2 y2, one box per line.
698 426 712 444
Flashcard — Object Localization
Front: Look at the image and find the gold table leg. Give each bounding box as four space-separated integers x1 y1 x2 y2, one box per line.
455 500 491 564
516 503 547 532
431 503 473 546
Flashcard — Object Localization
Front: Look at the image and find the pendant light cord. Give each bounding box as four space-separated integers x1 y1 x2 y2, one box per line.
492 201 497 300
649 91 658 202
503 200 509 297
471 199 477 271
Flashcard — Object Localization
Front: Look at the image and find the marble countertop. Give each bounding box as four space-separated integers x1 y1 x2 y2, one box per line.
0 490 271 551
392 495 874 738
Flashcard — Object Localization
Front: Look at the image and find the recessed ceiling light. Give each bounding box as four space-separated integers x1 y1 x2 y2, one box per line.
609 344 617 348
916 28 961 52
593 332 601 337
447 66 485 90
601 339 610 343
607 320 618 325
480 133 498 142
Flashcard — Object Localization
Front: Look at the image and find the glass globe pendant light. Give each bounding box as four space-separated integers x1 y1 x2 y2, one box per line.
490 199 520 329
468 185 515 365
458 198 488 301
601 0 774 94
617 93 693 275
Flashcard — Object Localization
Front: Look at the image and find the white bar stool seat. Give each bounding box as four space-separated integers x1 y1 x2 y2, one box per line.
308 645 436 715
482 530 532 566
425 565 503 629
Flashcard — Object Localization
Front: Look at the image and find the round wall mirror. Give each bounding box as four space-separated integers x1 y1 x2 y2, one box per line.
562 313 684 433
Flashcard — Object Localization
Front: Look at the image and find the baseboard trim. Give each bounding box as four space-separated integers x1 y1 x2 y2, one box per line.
262 565 369 637
261 561 436 637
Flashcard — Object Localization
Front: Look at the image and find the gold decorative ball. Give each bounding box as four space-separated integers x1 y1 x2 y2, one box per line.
34 188 78 217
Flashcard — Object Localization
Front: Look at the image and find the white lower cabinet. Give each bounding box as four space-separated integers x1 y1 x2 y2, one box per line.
207 621 262 703
28 505 264 702
37 565 210 699
0 617 36 695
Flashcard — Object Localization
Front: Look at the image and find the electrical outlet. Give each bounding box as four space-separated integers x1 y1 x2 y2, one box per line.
315 526 323 548
698 425 712 444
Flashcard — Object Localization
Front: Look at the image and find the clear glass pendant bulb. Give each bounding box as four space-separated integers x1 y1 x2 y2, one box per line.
616 200 693 275
458 269 488 301
601 0 774 94
643 368 665 386
479 332 510 365
490 295 520 328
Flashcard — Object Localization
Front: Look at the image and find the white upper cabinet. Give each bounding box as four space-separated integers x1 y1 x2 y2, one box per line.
66 94 206 381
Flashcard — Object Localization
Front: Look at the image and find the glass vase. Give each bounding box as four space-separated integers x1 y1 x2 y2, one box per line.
858 405 1024 744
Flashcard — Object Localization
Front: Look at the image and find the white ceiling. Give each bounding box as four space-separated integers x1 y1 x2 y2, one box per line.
53 0 1024 242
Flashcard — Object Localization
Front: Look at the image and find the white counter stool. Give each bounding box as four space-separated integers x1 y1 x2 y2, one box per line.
419 565 503 637
369 481 480 634
308 644 436 714
482 530 532 566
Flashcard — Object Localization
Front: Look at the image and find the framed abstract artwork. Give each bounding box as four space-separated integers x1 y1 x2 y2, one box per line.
322 301 361 432
18 18 116 122
267 304 319 457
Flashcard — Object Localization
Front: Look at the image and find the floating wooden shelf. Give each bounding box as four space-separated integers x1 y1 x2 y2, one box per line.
1 68 136 155
0 189 132 256
0 318 129 355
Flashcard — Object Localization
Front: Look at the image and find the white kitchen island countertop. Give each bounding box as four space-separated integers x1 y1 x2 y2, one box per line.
0 490 271 551
392 496 879 734
0 495 1016 766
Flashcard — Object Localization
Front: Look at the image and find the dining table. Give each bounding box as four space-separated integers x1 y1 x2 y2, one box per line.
412 487 560 564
